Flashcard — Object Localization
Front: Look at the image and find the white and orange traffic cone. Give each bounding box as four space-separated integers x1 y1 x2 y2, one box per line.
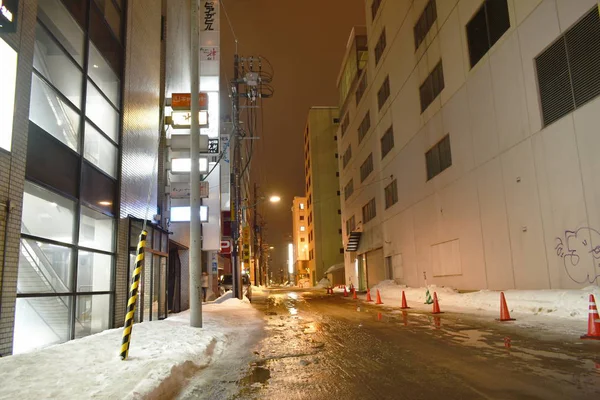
432 292 443 314
498 292 515 322
581 294 600 340
400 291 410 309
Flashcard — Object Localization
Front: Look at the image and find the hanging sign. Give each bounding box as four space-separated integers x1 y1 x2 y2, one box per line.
171 93 208 110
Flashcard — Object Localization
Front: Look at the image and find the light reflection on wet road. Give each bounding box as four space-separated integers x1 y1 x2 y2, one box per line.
235 289 600 400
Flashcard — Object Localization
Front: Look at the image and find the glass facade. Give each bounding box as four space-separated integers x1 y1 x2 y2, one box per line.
14 0 124 354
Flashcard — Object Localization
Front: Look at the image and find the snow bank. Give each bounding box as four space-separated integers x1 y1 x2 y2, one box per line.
0 300 263 400
315 278 331 288
369 280 600 322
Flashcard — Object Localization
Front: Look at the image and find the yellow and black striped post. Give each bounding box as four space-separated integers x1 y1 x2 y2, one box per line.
120 230 147 360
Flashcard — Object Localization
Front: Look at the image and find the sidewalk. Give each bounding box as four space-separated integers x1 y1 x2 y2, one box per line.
340 280 600 337
0 297 263 400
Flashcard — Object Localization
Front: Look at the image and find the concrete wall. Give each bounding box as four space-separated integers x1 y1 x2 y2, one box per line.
338 0 600 291
0 0 37 356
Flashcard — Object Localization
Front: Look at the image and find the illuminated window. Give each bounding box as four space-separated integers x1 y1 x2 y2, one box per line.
0 38 17 152
300 226 306 232
299 203 305 210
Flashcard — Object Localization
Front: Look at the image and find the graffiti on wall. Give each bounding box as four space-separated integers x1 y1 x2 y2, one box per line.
555 227 600 284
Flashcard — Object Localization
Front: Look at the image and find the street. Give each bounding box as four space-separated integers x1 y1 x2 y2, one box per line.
216 288 600 400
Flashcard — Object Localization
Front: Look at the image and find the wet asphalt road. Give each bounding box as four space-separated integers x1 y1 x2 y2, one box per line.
235 288 600 400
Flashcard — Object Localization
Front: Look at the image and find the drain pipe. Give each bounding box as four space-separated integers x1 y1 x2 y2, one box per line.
0 199 11 357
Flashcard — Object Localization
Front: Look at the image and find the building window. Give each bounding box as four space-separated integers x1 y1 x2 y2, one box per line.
345 215 356 236
301 238 305 242
333 117 340 124
377 76 390 110
341 113 350 137
300 226 306 232
356 72 367 106
0 38 17 152
300 203 305 210
362 198 377 224
371 0 382 21
342 145 352 168
419 61 444 112
425 134 452 180
466 0 510 68
360 153 374 182
300 215 305 221
374 29 387 65
340 248 345 254
344 179 354 200
414 0 437 50
384 179 398 209
358 111 371 143
385 256 394 280
536 7 600 127
380 125 394 159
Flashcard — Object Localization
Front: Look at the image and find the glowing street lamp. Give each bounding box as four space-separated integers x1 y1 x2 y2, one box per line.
269 195 281 203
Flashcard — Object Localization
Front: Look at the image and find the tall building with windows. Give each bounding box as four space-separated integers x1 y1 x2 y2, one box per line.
304 107 344 286
0 0 171 356
338 0 600 292
291 196 309 286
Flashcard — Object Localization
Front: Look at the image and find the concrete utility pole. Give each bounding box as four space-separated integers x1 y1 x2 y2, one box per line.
253 182 259 286
189 0 202 327
231 54 243 300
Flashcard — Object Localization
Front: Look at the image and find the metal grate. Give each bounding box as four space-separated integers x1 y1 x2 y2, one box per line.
566 8 600 109
380 125 394 159
536 7 600 127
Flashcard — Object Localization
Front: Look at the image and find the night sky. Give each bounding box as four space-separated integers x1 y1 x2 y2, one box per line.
220 0 366 275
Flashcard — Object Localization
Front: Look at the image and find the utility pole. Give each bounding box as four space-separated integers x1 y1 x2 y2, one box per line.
231 54 243 300
189 0 202 327
253 182 259 286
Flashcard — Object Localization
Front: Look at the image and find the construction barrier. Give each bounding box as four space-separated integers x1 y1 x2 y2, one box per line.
120 230 147 360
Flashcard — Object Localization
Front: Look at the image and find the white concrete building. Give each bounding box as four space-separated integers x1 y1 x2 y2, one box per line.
337 0 600 291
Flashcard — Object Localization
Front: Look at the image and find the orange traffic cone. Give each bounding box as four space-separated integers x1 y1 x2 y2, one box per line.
376 289 383 305
366 288 373 302
432 292 442 314
581 294 600 340
352 289 358 300
400 291 410 309
498 292 515 321
343 286 348 297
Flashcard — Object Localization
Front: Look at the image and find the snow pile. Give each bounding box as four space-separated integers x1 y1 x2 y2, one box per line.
315 278 331 288
369 280 600 321
0 300 263 400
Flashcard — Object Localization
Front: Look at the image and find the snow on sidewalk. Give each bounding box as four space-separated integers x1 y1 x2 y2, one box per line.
354 280 600 334
0 298 263 400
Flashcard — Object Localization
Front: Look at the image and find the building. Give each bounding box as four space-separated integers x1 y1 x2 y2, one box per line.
303 107 345 286
0 0 228 357
337 0 600 292
291 196 309 286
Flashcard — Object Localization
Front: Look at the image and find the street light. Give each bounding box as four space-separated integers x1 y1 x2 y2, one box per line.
269 246 274 250
269 195 281 203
